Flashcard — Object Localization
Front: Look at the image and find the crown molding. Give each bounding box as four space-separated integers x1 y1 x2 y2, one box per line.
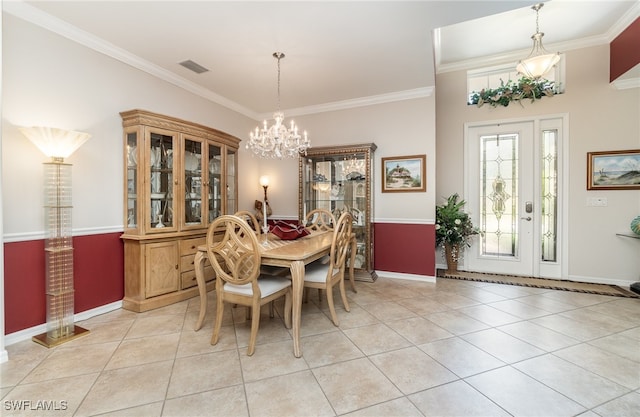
259 87 435 120
3 1 260 119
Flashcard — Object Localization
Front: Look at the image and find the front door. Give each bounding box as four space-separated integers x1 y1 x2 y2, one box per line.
464 118 563 278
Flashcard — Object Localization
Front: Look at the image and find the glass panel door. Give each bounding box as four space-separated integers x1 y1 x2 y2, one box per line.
226 148 237 214
125 129 139 230
148 130 176 232
207 143 222 222
183 136 204 228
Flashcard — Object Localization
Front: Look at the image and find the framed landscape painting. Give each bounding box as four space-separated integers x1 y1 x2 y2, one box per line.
382 154 426 192
587 149 640 190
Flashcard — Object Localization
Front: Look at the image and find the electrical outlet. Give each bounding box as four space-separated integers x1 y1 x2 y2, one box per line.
587 197 608 207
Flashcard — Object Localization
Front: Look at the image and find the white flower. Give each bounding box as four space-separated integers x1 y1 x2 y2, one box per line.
454 219 461 225
435 224 441 230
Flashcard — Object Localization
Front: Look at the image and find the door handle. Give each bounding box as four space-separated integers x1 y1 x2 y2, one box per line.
520 216 532 221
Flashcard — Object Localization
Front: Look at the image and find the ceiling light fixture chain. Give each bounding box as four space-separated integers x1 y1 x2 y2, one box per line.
516 2 561 80
246 52 310 159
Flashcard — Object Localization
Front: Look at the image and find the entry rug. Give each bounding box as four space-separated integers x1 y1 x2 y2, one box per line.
442 270 639 298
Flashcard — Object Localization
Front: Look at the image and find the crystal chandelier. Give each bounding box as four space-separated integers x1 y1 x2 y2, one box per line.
516 3 561 80
246 52 310 159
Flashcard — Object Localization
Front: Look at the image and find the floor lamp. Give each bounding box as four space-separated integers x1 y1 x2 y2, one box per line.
20 127 91 348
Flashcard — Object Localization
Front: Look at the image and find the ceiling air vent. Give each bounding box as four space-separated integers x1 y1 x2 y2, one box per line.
179 60 209 74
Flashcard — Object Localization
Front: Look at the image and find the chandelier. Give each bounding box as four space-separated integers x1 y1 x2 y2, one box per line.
516 3 561 79
246 52 310 159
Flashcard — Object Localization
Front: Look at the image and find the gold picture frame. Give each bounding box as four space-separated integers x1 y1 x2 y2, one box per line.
382 154 426 192
587 149 640 190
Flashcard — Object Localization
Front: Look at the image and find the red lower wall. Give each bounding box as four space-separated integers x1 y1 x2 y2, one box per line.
4 232 124 335
374 223 435 276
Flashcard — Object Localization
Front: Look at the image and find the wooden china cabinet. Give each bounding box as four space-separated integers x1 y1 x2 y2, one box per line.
120 109 240 312
299 143 377 281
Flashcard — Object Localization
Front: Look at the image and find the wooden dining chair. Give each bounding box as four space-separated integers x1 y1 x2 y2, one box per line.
303 212 352 326
305 208 336 232
207 215 292 356
234 210 262 235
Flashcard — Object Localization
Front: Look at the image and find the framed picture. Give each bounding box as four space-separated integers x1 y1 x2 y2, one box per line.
587 149 640 190
382 154 426 192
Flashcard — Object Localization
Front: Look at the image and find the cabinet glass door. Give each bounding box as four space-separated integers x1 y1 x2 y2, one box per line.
226 148 237 214
183 136 204 228
148 131 176 232
207 143 222 222
125 129 139 230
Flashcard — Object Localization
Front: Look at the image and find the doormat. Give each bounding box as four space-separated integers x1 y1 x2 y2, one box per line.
440 270 639 298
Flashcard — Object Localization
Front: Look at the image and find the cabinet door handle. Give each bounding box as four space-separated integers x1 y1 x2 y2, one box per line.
175 264 179 269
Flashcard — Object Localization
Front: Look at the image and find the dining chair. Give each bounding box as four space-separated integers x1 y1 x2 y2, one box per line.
305 208 336 232
303 211 352 326
207 215 292 356
234 210 262 235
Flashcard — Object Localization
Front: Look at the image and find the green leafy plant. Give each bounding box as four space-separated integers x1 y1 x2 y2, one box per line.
435 193 479 249
469 77 557 108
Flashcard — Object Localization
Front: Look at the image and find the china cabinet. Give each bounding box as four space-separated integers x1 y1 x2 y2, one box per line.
299 143 377 281
120 109 239 311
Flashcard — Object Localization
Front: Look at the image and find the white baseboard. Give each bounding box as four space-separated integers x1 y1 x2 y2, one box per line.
4 300 123 347
375 270 436 283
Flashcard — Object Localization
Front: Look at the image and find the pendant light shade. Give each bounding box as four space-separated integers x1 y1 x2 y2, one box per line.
516 3 561 79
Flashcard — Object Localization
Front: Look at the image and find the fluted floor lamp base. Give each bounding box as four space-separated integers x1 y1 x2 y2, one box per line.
32 325 90 348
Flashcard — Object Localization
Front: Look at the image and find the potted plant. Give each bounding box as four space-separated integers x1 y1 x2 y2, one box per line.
435 193 479 274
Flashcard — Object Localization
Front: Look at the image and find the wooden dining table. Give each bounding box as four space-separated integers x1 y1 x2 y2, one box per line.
193 229 356 357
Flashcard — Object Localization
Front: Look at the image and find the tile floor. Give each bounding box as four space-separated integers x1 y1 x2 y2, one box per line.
2 277 640 416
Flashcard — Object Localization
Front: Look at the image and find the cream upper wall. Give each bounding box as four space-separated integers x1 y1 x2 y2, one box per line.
2 13 436 239
260 98 437 223
2 14 256 237
436 44 640 283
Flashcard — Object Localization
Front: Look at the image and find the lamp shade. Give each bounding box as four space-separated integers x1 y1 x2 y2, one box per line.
20 126 91 159
259 175 270 187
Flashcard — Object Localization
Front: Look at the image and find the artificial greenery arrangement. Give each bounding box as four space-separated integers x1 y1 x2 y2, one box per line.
435 194 479 263
469 77 557 108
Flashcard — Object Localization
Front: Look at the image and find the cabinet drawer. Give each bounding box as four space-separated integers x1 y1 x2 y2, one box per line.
180 253 211 272
181 265 215 289
180 237 206 256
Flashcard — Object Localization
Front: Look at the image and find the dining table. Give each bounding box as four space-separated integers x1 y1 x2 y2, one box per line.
193 228 357 358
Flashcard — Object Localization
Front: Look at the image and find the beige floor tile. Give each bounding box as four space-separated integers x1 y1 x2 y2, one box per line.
466 366 586 416
313 357 402 415
532 314 614 341
96 402 163 417
385 316 453 345
369 346 458 394
343 323 411 355
462 328 545 363
239 340 309 382
300 331 363 368
176 324 237 358
331 304 380 329
554 344 640 389
360 300 418 322
419 337 505 378
425 310 489 335
409 380 511 417
5 277 640 417
23 342 119 384
74 361 173 416
395 296 450 315
124 314 185 339
592 391 640 417
488 298 553 319
458 304 522 326
106 333 180 370
588 333 640 362
341 397 423 417
427 291 480 309
163 386 247 417
167 349 242 398
515 354 631 408
1 373 98 417
497 320 580 352
245 370 334 417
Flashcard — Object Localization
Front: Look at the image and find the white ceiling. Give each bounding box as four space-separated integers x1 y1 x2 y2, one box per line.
7 1 639 120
